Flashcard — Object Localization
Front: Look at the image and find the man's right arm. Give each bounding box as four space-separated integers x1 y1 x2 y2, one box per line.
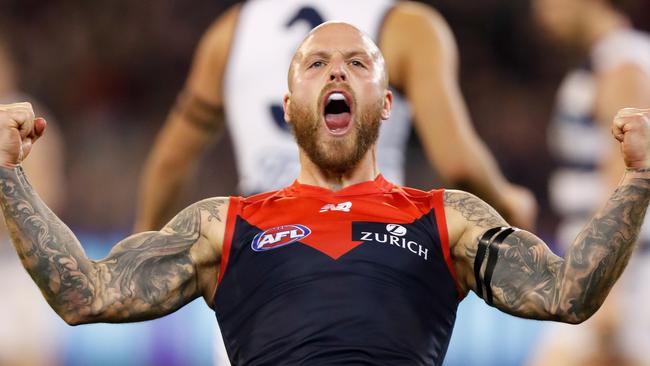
135 4 240 231
0 102 227 324
1 162 227 324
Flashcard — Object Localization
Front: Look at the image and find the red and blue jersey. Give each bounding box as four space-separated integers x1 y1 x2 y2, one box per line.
213 175 461 365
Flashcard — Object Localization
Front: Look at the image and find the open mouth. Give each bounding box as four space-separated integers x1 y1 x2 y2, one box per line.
323 91 352 135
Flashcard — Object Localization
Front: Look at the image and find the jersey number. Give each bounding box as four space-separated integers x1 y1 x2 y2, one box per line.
269 6 326 132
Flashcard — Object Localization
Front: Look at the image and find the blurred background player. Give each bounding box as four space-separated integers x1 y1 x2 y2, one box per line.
134 0 537 235
528 0 650 365
0 36 66 366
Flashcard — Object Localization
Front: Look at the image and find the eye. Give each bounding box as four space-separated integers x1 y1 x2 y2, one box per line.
350 60 366 68
309 60 325 69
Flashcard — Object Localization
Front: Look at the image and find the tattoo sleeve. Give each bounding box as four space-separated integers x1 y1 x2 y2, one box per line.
446 176 650 323
0 166 225 325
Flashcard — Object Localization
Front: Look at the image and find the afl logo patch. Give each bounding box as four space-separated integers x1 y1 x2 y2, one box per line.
251 224 311 252
386 224 407 236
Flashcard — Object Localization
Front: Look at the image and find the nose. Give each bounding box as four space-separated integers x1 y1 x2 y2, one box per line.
329 60 348 82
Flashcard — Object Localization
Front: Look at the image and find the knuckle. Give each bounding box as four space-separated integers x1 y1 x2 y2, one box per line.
17 101 33 110
15 110 28 121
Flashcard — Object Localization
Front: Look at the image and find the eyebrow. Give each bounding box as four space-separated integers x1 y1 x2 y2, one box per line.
303 50 372 61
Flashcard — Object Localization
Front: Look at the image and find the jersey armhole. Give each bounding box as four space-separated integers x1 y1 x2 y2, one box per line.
217 196 242 286
431 189 465 300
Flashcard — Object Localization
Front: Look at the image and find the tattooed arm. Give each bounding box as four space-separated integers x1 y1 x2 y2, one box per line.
446 177 649 323
0 164 227 325
445 108 650 323
0 101 227 325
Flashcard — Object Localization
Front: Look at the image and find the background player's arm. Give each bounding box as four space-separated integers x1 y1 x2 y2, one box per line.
382 2 537 230
134 4 240 232
446 109 650 323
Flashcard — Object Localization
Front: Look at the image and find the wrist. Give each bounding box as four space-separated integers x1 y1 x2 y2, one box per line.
0 163 20 170
0 164 21 173
626 166 650 173
0 165 24 185
623 167 650 182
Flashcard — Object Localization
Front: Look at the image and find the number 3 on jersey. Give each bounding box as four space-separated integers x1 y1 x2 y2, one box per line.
269 6 326 132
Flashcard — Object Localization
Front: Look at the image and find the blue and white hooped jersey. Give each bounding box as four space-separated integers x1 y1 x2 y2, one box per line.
548 28 650 249
223 0 412 195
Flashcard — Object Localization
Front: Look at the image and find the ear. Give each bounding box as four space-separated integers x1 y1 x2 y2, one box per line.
283 93 292 123
381 89 393 120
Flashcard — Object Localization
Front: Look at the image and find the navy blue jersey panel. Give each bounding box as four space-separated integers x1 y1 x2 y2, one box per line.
214 207 458 365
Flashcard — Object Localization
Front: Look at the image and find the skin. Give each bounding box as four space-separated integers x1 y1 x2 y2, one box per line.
530 1 650 364
0 41 66 366
134 1 537 232
0 26 649 337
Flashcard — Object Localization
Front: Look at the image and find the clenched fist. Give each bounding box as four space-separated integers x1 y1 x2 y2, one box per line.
0 103 46 168
613 108 650 171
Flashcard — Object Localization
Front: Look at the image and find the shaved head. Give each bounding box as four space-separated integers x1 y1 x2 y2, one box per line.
287 22 388 90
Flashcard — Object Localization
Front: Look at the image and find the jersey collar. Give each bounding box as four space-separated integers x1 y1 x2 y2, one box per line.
286 174 393 197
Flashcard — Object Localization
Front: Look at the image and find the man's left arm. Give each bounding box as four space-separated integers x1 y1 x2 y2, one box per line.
447 108 650 323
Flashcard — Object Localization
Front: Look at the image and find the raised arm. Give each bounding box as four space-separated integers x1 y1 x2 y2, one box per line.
381 2 537 230
134 4 240 232
594 59 650 189
0 103 226 325
447 108 650 323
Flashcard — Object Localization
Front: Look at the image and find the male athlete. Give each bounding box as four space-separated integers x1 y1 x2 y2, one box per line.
1 23 649 365
529 0 650 364
135 0 536 233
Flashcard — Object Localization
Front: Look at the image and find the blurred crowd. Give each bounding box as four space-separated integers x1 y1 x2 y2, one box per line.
1 0 650 365
2 0 645 234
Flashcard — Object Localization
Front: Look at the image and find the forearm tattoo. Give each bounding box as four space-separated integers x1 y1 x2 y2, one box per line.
446 179 650 323
0 166 224 324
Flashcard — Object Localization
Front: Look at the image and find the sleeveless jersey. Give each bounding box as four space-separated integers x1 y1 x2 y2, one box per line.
548 28 650 249
213 175 460 365
223 0 412 195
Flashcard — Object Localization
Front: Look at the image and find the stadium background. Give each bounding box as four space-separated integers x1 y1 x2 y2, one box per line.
1 0 649 365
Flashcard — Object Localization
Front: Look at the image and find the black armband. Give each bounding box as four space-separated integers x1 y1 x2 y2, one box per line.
474 226 516 305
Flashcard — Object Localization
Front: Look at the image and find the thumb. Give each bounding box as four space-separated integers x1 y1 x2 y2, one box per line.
34 117 47 135
20 118 47 161
32 117 47 141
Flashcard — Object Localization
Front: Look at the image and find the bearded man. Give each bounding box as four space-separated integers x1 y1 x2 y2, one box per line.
1 22 649 365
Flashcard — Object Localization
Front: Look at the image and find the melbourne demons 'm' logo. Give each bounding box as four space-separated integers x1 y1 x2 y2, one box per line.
251 224 311 252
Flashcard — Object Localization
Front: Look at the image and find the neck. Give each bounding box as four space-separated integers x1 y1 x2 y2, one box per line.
297 147 379 191
581 4 629 49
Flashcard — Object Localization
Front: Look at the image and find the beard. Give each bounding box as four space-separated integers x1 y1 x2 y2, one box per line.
289 90 383 175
